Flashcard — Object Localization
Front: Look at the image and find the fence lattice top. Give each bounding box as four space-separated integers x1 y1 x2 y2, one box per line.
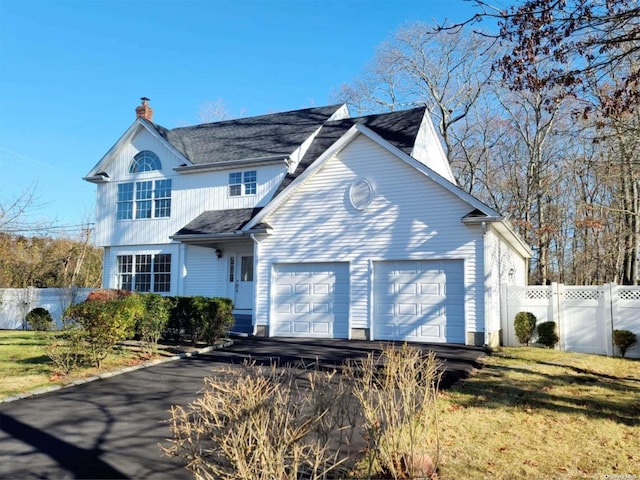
619 288 640 301
507 288 552 300
564 289 603 301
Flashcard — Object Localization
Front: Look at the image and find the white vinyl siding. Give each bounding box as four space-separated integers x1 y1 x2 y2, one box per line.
183 245 227 297
484 227 528 342
254 135 484 341
94 127 287 247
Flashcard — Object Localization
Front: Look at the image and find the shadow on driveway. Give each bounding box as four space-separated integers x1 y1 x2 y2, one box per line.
0 336 488 479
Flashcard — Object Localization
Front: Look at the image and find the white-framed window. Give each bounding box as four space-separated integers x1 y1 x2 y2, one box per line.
116 179 171 220
229 170 257 197
116 253 171 293
129 151 161 173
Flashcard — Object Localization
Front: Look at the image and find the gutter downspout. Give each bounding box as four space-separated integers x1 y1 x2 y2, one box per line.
249 233 260 336
482 221 489 347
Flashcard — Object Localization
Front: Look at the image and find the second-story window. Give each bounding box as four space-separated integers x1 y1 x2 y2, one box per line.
129 151 161 173
229 170 257 197
117 179 172 220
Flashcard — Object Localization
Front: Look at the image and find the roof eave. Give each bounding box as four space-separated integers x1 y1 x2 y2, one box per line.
169 232 242 242
83 175 110 184
462 216 533 258
174 155 288 173
170 227 272 242
461 215 503 224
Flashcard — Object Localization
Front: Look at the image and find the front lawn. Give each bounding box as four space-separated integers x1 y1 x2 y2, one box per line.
0 330 159 400
436 347 639 479
3 331 639 479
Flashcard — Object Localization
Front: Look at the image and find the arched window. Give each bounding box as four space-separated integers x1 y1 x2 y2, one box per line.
129 150 161 173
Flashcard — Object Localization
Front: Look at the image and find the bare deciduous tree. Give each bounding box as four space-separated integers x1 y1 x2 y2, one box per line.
465 0 640 116
335 22 497 167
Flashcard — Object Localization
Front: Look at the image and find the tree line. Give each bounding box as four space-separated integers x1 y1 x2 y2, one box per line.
335 0 640 285
0 186 101 288
0 231 102 289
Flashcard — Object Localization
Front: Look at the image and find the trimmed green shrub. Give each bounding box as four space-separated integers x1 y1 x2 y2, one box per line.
64 294 143 367
164 296 234 344
537 321 559 348
26 307 54 331
165 296 192 343
514 311 537 346
201 297 234 344
613 329 637 358
136 293 171 354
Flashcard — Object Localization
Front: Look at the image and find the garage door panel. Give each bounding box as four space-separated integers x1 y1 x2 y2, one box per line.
276 304 292 314
420 324 442 337
276 284 292 296
273 263 349 339
374 260 464 343
397 303 418 315
397 283 418 295
295 303 310 314
296 284 311 295
420 283 442 296
312 303 329 314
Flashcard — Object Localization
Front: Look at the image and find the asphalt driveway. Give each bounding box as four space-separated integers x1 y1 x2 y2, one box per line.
0 337 488 479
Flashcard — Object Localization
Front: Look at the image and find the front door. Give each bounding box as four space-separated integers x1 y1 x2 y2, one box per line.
229 253 254 311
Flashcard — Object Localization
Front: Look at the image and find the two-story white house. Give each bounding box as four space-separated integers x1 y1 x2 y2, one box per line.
85 98 531 346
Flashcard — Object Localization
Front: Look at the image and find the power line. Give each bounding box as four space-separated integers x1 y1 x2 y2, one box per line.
1 223 95 235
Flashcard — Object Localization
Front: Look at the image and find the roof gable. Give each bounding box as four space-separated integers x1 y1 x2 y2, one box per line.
84 118 190 182
244 122 501 232
274 107 427 195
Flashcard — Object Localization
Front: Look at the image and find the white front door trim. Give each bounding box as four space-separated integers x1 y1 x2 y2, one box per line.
230 250 254 312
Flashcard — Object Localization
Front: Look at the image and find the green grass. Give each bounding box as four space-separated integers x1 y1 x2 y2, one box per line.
436 347 640 480
0 330 56 397
0 330 152 400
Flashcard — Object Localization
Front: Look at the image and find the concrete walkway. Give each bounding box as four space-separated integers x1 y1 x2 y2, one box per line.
0 337 487 479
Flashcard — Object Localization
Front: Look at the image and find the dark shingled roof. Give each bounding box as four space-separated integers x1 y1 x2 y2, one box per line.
171 106 428 237
151 105 344 165
275 106 427 196
173 208 264 237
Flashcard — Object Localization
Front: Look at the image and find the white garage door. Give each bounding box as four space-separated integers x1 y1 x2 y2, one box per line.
272 263 349 338
373 260 465 343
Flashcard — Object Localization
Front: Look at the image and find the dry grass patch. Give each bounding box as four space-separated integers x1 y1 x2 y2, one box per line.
437 347 640 480
164 344 443 480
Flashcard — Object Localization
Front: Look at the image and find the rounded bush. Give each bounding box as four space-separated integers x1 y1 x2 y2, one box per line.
613 329 637 358
514 311 537 346
537 321 559 348
26 307 54 331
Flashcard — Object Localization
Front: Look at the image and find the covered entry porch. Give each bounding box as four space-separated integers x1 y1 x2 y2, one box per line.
170 208 270 335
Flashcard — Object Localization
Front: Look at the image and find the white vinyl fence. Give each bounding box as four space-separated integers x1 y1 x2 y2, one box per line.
502 283 640 359
0 287 93 330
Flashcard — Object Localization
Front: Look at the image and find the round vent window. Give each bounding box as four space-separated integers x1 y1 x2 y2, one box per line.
349 179 374 211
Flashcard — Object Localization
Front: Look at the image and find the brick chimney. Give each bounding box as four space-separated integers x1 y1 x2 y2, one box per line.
135 97 154 121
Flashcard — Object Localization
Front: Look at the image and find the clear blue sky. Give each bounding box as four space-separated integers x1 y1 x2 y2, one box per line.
0 0 487 236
